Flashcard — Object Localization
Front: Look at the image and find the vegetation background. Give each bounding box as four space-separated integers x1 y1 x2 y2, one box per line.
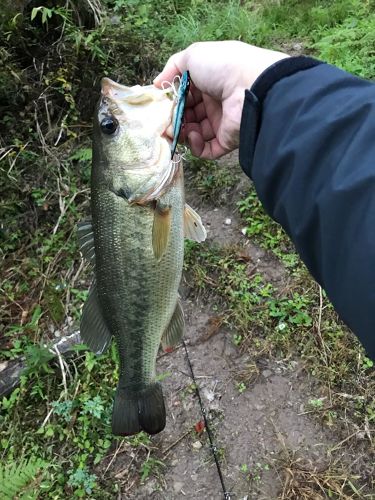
0 0 374 497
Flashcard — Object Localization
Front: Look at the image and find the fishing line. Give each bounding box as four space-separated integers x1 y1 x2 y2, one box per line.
161 75 180 98
182 340 231 500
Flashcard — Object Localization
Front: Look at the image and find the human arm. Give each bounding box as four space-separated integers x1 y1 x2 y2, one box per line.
241 57 375 360
154 41 289 158
155 42 375 359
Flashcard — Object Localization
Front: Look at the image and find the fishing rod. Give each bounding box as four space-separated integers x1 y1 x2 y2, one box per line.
182 340 231 500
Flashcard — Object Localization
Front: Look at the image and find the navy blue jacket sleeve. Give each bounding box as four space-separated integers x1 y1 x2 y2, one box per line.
239 56 375 360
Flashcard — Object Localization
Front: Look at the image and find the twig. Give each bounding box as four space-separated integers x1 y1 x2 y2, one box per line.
298 405 333 416
53 189 79 235
52 344 68 397
315 285 329 365
40 397 61 429
104 441 126 474
0 331 81 398
162 428 191 457
328 430 361 454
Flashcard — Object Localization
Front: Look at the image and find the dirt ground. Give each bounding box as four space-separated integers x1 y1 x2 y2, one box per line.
97 153 371 499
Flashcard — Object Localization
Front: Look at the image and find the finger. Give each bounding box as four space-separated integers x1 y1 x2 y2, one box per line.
193 101 207 122
184 108 198 123
186 82 202 107
153 51 187 87
179 123 201 144
184 103 209 126
178 128 189 145
188 131 228 160
183 120 215 142
187 130 205 157
182 122 203 137
199 118 215 141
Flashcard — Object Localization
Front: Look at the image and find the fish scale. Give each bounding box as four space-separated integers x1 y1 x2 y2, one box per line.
78 77 206 436
94 188 183 386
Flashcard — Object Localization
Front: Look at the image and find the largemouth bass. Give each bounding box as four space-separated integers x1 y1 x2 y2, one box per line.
77 77 206 436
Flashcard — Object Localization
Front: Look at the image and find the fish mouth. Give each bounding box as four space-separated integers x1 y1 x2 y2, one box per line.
101 77 173 107
99 77 180 165
99 77 176 148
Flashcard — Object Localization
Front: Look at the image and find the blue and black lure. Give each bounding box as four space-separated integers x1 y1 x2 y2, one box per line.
170 70 190 159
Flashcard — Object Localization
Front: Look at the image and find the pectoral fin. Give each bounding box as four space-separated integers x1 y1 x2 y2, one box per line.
161 300 184 352
152 201 171 260
184 204 207 242
80 282 111 354
77 219 95 265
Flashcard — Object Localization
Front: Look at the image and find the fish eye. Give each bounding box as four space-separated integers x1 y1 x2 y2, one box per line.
100 116 118 135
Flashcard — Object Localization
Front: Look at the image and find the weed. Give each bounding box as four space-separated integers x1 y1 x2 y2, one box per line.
67 467 97 496
238 189 297 268
186 154 239 204
308 398 325 409
51 399 75 422
140 457 165 484
313 14 375 79
23 344 55 376
277 444 363 499
0 457 46 499
248 462 270 483
240 463 248 473
233 334 243 346
1 0 375 496
236 381 247 394
82 395 105 419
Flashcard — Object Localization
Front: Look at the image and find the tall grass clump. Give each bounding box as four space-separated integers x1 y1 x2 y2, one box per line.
166 0 375 77
165 1 266 49
314 15 375 78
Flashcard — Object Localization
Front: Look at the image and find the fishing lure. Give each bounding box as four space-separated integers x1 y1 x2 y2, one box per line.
170 70 190 158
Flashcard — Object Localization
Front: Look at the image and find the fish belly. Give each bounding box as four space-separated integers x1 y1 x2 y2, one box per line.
92 176 184 435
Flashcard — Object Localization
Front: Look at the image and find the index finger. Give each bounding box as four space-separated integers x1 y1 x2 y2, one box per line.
153 50 187 88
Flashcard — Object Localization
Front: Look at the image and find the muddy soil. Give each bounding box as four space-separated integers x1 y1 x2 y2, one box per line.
127 304 336 499
101 153 362 499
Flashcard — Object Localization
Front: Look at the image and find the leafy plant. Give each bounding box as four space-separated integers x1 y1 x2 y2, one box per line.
31 6 69 26
81 395 105 419
236 382 247 394
52 400 75 422
308 398 325 409
67 467 97 496
0 457 46 499
140 457 165 483
24 344 55 376
1 0 374 497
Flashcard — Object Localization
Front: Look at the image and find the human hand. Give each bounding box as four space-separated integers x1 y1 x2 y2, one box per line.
154 41 289 159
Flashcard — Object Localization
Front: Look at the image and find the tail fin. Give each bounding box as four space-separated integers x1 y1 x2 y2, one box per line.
112 383 166 436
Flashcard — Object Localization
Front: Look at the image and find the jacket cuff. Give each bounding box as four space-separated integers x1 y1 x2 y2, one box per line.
239 56 324 178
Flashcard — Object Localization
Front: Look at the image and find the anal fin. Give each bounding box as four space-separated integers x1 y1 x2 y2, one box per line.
184 204 207 242
80 282 111 354
161 300 184 352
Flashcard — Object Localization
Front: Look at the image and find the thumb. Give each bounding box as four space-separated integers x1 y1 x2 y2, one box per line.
153 50 187 87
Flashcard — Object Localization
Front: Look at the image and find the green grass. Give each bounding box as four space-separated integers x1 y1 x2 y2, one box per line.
165 0 375 78
1 0 375 497
185 153 240 203
0 342 162 496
